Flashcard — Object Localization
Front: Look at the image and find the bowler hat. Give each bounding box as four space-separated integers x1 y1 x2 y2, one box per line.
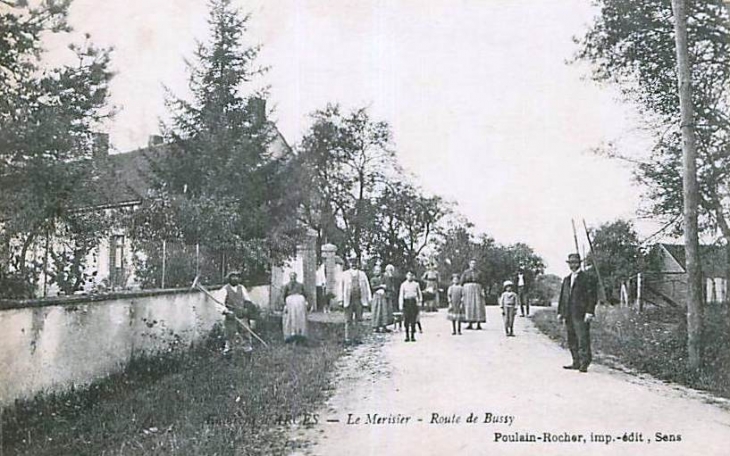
566 253 581 263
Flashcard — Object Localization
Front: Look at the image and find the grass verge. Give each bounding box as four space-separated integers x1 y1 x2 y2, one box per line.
532 305 730 399
1 316 346 455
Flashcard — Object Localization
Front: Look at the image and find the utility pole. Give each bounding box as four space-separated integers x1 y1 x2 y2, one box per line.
671 0 703 371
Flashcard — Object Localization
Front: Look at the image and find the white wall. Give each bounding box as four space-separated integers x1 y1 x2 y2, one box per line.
0 284 268 406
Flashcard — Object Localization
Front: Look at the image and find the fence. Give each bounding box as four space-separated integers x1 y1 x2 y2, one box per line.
621 272 728 310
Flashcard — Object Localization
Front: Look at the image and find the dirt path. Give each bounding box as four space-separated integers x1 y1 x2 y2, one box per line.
288 307 730 456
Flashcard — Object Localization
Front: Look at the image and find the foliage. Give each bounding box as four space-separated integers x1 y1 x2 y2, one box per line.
370 180 449 271
433 221 545 297
142 0 301 283
297 104 399 261
0 0 114 297
574 0 730 277
49 210 115 294
532 273 563 305
585 219 644 302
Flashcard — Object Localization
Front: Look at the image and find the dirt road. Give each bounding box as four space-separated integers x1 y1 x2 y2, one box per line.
289 307 730 456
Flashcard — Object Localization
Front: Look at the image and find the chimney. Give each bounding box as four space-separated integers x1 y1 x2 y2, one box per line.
92 133 110 158
248 97 267 125
148 135 164 147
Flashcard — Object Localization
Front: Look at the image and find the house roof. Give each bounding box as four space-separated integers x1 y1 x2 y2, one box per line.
83 124 293 209
658 243 727 277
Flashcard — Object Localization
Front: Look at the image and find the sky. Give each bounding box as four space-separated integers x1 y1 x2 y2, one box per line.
46 0 660 274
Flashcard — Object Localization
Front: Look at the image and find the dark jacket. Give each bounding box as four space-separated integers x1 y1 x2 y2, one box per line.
557 270 597 319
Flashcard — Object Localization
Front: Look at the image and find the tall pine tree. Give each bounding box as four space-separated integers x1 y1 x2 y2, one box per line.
149 0 300 281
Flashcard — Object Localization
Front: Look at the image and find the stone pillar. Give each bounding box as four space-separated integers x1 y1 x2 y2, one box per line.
322 244 338 308
270 265 284 311
300 228 318 311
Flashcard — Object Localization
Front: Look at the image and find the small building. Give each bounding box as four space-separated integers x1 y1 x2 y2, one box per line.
643 243 728 307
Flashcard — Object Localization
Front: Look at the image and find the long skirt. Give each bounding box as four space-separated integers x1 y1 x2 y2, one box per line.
463 283 486 323
371 291 391 327
283 294 308 338
448 301 465 321
423 281 439 311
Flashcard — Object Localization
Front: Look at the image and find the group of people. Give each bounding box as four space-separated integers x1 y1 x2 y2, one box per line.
341 257 515 344
214 251 598 374
445 259 522 338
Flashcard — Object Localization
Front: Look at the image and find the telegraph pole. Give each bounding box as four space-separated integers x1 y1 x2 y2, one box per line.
670 0 703 371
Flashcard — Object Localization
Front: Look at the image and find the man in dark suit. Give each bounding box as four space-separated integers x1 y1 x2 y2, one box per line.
557 253 597 373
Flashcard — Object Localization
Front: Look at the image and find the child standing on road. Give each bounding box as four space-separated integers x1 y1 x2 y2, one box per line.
447 274 464 335
399 271 423 342
499 280 518 337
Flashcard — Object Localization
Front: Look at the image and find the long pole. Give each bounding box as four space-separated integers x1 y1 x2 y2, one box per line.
583 220 608 303
161 239 167 289
571 219 582 270
192 278 268 347
671 0 703 371
195 243 200 277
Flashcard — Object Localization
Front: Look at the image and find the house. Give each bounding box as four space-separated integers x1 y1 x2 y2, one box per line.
39 119 294 296
643 243 728 307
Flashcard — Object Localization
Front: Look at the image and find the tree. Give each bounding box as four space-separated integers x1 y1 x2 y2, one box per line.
298 104 398 261
433 221 545 300
0 0 114 297
575 0 730 281
671 0 704 371
532 273 563 306
575 0 721 369
370 181 449 271
585 219 643 302
144 0 301 282
433 220 477 281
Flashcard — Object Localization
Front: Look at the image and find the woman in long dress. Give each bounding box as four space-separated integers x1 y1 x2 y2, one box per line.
281 272 308 344
384 264 397 330
460 259 486 330
421 262 440 312
370 265 390 333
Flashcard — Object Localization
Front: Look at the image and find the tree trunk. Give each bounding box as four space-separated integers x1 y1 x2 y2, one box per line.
671 0 704 371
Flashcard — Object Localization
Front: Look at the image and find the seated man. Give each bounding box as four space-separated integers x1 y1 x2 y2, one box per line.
220 270 259 354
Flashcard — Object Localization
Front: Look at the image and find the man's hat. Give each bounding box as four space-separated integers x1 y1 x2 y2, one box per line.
226 270 242 280
503 280 514 288
566 253 581 263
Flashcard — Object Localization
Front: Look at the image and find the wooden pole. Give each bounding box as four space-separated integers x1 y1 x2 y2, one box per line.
671 0 703 371
571 219 582 270
43 229 50 298
583 219 608 303
195 243 200 277
191 277 268 347
161 239 167 289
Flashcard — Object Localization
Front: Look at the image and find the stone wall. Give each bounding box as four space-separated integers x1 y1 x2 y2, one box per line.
0 284 269 406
